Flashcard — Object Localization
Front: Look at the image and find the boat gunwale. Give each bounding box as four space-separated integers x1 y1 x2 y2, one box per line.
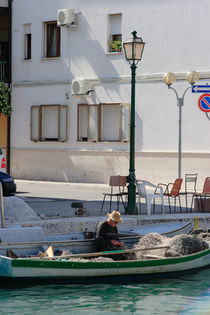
161 221 192 236
122 221 192 238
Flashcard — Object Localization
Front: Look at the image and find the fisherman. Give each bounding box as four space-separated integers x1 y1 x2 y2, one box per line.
95 210 127 260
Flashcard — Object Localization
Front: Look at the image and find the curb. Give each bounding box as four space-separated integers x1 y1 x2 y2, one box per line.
15 179 109 190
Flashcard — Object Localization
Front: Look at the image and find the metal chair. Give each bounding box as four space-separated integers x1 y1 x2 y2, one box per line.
158 178 183 213
191 177 210 212
100 175 127 215
136 180 164 215
184 173 198 211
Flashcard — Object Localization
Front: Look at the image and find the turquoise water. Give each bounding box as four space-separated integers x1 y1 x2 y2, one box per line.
1 269 210 314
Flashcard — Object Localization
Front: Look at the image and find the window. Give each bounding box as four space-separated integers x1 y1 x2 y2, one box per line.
108 14 122 53
0 42 8 81
24 24 31 60
30 105 67 142
44 21 60 58
78 103 129 142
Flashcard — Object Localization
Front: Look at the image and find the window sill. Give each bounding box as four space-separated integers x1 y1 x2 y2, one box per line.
41 57 61 61
31 140 66 143
106 52 123 55
77 140 128 143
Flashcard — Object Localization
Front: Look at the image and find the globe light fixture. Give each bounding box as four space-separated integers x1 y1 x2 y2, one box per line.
186 71 200 85
163 72 176 86
163 70 199 178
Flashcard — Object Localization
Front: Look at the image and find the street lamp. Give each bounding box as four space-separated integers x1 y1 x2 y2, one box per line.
123 31 145 214
163 70 199 178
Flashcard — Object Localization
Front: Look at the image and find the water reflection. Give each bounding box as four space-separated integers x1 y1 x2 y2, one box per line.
1 268 210 314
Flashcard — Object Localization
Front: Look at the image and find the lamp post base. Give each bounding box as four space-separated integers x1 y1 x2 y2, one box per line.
126 181 137 214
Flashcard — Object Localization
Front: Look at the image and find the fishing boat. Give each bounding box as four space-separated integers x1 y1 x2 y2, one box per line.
0 246 210 283
0 221 192 257
123 221 193 238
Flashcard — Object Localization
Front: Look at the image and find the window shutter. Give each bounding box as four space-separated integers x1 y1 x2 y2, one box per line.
30 106 40 141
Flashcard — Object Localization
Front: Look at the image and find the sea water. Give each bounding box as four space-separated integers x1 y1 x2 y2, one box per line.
1 268 210 315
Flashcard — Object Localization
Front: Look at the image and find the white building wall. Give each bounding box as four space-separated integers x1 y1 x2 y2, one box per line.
10 0 210 185
0 0 8 7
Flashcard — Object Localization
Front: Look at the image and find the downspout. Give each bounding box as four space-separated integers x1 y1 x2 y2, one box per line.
0 183 5 228
7 0 13 174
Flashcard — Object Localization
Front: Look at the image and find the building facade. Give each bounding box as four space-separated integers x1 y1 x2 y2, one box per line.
9 0 210 185
0 0 11 171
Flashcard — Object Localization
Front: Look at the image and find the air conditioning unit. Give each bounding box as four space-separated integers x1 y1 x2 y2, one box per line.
57 9 77 27
72 79 91 95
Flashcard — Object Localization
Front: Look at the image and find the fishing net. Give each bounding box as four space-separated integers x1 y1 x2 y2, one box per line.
134 232 209 259
197 232 210 242
190 228 210 243
67 257 88 262
91 257 114 262
135 233 169 259
165 234 209 257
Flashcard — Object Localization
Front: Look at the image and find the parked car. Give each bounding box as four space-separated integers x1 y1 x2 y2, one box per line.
0 171 16 196
0 148 6 172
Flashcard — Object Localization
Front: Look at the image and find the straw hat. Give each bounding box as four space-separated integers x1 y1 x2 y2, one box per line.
107 210 123 223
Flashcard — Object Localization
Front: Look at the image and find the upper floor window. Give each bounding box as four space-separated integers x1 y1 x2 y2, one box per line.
0 42 8 81
108 14 122 53
30 105 67 142
24 24 31 60
44 21 60 58
78 103 129 142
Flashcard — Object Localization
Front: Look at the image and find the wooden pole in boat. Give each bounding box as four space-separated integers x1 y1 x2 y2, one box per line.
27 245 170 260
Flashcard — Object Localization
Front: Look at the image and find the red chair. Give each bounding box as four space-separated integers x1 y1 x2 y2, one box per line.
157 179 183 213
191 177 210 212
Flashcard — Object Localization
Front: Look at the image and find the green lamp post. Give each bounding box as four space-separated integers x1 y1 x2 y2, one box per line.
123 31 145 214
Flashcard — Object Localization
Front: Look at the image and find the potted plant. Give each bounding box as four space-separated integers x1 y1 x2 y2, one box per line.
0 81 12 116
110 40 122 52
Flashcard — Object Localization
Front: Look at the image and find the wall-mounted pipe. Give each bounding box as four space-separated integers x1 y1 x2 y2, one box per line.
0 183 5 228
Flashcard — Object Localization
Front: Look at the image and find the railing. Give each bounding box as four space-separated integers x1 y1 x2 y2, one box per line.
0 60 8 82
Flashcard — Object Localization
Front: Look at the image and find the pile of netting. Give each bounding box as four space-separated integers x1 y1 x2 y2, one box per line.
165 233 209 257
190 228 210 243
135 232 209 260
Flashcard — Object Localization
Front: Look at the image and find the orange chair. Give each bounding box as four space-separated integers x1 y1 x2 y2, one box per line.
157 178 183 213
191 177 210 212
100 175 127 215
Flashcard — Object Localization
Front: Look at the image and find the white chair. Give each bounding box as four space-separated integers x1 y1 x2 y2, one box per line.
136 180 164 215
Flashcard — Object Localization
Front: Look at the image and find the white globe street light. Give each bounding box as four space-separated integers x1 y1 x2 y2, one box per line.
163 70 199 178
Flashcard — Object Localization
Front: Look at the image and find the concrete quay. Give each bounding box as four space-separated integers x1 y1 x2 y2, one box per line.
14 213 210 236
9 179 210 236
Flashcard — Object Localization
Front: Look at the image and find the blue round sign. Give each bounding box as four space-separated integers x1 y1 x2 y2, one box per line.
198 94 210 112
